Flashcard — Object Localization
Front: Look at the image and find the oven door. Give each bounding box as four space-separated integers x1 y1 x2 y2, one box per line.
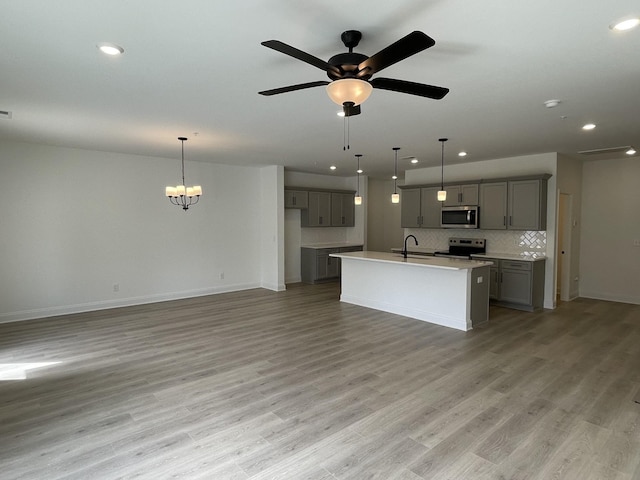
441 206 479 228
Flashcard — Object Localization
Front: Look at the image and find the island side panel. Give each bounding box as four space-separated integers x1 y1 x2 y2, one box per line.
338 257 473 331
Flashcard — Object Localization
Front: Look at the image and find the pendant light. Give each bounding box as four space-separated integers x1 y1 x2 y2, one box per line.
354 154 363 205
165 137 202 211
391 147 400 203
437 138 448 202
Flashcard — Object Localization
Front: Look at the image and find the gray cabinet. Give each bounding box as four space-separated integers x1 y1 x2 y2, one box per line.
331 192 355 227
285 190 308 209
400 188 421 228
480 257 546 311
400 187 441 228
479 182 508 229
508 179 547 230
301 191 331 227
301 245 363 284
443 184 478 206
479 178 548 230
289 187 355 228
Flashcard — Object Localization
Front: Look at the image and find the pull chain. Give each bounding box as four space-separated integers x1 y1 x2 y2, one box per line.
343 115 350 150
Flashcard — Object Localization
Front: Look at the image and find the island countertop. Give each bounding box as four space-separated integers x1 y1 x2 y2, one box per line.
471 252 546 262
390 247 438 256
331 251 492 271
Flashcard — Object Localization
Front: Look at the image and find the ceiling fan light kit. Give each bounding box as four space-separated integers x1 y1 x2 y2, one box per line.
326 79 373 107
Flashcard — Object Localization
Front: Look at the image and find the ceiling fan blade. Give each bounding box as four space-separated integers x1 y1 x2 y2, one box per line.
357 31 435 76
261 40 341 76
371 77 449 99
259 81 330 96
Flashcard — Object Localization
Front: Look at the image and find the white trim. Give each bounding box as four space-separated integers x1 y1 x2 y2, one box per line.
0 283 261 324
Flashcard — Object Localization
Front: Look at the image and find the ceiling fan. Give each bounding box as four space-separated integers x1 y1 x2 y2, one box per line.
258 30 449 116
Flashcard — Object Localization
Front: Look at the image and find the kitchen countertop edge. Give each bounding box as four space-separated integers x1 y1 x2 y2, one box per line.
332 251 492 271
471 253 547 261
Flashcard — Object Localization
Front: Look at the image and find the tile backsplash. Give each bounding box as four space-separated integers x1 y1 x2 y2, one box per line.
405 229 547 256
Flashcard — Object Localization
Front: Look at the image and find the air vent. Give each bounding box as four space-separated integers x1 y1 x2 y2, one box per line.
0 110 12 119
578 146 632 155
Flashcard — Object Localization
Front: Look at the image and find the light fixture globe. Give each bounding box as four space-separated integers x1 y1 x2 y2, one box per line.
326 78 373 106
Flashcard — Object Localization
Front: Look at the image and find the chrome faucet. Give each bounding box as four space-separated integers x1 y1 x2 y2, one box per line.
402 234 418 259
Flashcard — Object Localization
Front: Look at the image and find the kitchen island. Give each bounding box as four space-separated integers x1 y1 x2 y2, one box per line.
330 251 491 331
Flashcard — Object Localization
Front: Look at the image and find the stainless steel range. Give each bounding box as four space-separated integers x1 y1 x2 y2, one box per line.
434 237 486 259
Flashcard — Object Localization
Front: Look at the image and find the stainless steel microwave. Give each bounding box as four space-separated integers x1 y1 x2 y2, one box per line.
441 206 479 228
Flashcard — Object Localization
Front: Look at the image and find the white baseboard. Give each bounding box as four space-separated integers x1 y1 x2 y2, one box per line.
579 291 640 305
0 282 262 324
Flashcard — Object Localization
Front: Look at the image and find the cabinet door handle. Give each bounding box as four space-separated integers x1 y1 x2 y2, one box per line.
293 197 296 206
342 216 345 224
417 216 420 225
319 216 323 225
503 216 506 226
509 216 512 226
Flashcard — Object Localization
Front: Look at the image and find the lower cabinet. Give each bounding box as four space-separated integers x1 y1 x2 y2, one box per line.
481 257 546 311
301 245 363 284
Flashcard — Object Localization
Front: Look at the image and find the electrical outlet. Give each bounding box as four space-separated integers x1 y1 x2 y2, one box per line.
113 283 119 292
634 239 640 247
477 276 483 283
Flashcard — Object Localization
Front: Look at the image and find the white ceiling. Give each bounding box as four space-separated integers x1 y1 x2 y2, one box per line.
1 0 639 178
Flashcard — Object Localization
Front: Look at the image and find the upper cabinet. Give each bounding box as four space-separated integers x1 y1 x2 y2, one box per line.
402 174 550 231
508 178 548 230
479 182 508 229
443 184 479 206
331 192 355 227
400 188 421 228
290 187 355 227
285 190 309 209
301 191 331 227
479 176 549 230
400 187 441 228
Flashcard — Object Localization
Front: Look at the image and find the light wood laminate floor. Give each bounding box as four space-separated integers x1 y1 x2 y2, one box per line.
1 283 639 479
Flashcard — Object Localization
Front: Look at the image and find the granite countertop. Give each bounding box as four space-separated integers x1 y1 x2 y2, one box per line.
332 251 492 271
301 242 364 249
471 252 546 262
390 247 438 256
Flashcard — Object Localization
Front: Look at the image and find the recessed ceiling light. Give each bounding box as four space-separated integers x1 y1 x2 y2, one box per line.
610 17 640 31
544 99 561 108
356 168 363 174
330 165 336 170
97 43 124 55
582 123 596 130
410 158 419 164
337 111 345 117
458 151 467 157
627 147 637 155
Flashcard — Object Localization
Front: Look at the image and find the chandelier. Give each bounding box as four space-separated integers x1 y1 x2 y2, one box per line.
165 137 202 211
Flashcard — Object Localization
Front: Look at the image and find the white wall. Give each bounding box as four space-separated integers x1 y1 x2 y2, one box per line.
260 165 285 291
579 156 640 304
0 141 272 322
404 153 558 309
283 171 366 284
